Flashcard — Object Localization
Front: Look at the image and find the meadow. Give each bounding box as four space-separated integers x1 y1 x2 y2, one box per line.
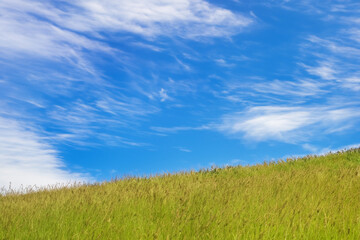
1 148 360 239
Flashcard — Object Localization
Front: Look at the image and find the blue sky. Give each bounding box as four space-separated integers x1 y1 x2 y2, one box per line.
1 0 360 189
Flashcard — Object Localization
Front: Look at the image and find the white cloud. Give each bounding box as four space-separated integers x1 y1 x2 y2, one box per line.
0 0 253 149
342 77 360 91
303 61 337 80
131 42 164 52
0 116 89 191
46 97 159 146
175 57 192 71
0 0 253 81
317 143 360 156
264 0 360 15
175 147 192 152
95 96 159 118
0 2 111 73
302 143 319 153
0 0 252 47
307 35 360 57
300 33 360 92
65 0 252 39
218 106 360 143
151 125 210 133
0 16 110 58
215 59 235 67
159 88 170 102
252 79 327 97
348 28 360 43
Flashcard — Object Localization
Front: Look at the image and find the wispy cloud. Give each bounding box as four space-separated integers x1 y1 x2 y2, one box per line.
213 76 328 106
0 1 111 74
46 96 159 146
159 88 171 102
0 0 253 45
0 0 253 140
151 5 360 148
130 42 164 52
0 116 90 190
306 35 360 57
0 0 253 133
151 102 360 144
303 61 337 80
64 0 253 39
215 59 236 68
301 36 360 92
319 143 360 155
262 0 360 15
252 79 327 97
342 77 360 91
151 125 210 134
302 143 319 153
215 6 360 144
217 106 360 143
175 147 192 153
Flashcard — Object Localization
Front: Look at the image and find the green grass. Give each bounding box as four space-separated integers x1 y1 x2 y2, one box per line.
1 149 360 239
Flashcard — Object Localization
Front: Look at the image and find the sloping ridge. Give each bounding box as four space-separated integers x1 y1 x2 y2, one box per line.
1 148 360 239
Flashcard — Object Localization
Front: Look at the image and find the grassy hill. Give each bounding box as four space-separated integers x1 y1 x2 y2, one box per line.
1 148 360 239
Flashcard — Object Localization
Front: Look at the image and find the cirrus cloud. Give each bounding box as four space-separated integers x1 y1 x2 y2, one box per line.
0 116 90 191
218 105 360 143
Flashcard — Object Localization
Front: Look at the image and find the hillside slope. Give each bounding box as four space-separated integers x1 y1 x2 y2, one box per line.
1 149 360 239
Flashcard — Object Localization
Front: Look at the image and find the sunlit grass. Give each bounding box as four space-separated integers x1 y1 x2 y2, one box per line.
1 148 360 239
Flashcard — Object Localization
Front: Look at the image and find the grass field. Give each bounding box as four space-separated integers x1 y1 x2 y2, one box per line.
1 148 360 239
